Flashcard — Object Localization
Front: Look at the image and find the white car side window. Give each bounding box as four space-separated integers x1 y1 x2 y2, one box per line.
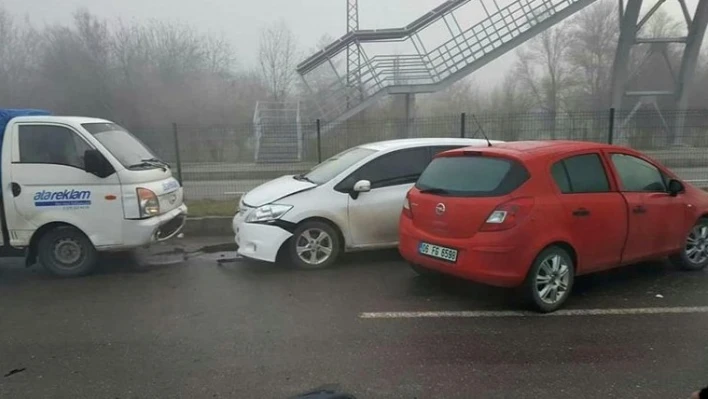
353 147 430 189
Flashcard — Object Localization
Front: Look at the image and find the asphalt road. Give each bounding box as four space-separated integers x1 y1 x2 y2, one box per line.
182 166 708 201
1 242 708 398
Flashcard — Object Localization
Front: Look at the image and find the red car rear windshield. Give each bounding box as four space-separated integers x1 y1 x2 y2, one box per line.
415 155 529 197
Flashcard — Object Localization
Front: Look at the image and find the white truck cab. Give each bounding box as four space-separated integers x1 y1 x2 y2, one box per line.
0 109 187 277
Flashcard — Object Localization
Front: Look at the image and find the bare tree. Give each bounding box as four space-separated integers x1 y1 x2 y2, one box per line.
39 10 115 117
515 24 576 138
0 6 43 107
203 34 237 76
420 78 482 116
296 33 338 115
566 0 618 110
258 20 298 102
485 75 533 140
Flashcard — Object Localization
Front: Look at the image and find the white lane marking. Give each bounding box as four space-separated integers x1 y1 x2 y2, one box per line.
360 306 708 319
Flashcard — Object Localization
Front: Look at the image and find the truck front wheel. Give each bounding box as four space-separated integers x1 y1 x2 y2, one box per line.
38 226 98 277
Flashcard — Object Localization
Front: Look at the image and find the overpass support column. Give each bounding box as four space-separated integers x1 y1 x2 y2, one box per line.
609 0 643 142
674 0 708 145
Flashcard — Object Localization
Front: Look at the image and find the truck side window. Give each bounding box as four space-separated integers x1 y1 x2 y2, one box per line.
18 125 91 170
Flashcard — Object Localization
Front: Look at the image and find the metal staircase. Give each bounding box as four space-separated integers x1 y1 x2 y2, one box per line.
253 101 302 163
297 0 598 127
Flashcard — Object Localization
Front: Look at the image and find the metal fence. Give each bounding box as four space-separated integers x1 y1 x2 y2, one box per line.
129 109 708 202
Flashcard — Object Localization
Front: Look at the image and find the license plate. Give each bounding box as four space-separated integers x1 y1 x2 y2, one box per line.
418 242 458 263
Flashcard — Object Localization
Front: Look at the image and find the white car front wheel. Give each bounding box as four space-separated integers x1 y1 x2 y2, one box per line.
289 221 341 269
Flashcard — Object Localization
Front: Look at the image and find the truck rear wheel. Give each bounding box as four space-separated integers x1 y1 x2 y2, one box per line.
38 226 98 277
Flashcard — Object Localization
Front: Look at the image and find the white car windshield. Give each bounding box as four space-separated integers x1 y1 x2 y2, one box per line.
303 146 377 184
82 122 162 169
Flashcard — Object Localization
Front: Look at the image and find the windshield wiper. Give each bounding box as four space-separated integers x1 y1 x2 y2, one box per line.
142 158 170 168
128 158 168 171
419 187 450 195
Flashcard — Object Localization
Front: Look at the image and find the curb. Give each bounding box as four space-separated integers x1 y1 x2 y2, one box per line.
183 216 233 237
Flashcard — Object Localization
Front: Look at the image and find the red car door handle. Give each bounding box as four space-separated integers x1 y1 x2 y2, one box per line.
572 208 590 217
633 205 647 214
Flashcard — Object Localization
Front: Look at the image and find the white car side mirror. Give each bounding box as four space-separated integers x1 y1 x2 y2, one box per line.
353 180 371 193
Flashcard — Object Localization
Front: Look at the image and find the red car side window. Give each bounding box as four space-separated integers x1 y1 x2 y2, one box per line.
610 153 666 192
551 153 610 194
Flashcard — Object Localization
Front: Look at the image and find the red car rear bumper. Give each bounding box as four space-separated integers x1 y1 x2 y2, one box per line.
398 216 532 288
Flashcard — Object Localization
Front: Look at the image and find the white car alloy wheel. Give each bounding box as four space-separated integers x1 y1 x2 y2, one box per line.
289 221 341 270
295 228 333 266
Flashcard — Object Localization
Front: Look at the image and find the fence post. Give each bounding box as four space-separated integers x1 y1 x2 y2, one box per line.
608 108 615 144
172 123 183 184
316 119 322 163
460 113 466 138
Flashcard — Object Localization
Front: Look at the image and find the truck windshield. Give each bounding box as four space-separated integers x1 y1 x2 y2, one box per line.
81 123 161 169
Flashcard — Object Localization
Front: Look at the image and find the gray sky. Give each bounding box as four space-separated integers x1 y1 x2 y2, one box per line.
4 0 449 65
3 0 698 88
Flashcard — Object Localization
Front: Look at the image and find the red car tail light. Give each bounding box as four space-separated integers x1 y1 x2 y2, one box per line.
479 197 535 232
402 194 413 219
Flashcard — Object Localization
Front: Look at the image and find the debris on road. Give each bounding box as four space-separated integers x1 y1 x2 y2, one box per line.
4 368 26 377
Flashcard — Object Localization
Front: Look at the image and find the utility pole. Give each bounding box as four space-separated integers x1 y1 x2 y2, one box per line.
346 0 362 108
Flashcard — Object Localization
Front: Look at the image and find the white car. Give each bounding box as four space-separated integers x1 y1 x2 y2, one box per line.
232 138 500 269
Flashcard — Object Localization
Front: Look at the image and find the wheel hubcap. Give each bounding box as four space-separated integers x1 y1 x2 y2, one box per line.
685 225 708 264
53 238 83 267
536 254 570 305
295 228 333 266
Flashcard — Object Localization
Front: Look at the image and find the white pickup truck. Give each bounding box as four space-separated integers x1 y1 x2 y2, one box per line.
0 109 187 277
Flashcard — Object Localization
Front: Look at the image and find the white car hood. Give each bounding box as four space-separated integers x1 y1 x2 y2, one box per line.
242 175 316 207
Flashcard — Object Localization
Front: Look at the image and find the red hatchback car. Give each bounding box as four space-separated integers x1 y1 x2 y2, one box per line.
399 140 708 312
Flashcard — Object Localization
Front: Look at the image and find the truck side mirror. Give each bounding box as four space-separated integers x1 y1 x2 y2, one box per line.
84 149 115 178
667 179 684 197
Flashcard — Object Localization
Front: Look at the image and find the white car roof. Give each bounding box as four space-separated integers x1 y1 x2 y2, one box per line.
358 137 500 152
10 116 113 125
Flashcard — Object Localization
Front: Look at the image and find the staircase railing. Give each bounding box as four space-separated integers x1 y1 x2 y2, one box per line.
297 0 597 128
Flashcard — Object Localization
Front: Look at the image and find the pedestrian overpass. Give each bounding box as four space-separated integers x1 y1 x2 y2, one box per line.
254 0 708 161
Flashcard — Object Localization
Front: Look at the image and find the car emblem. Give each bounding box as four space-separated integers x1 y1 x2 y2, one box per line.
435 203 446 215
169 194 177 204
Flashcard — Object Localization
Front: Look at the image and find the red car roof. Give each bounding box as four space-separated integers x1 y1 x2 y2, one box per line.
440 140 630 161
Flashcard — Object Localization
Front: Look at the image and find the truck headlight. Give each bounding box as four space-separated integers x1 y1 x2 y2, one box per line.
246 204 292 223
137 187 160 218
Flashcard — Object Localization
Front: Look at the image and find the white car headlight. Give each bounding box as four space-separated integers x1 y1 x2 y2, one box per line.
245 204 293 223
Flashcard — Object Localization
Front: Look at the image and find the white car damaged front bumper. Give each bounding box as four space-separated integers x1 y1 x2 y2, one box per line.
233 209 292 263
